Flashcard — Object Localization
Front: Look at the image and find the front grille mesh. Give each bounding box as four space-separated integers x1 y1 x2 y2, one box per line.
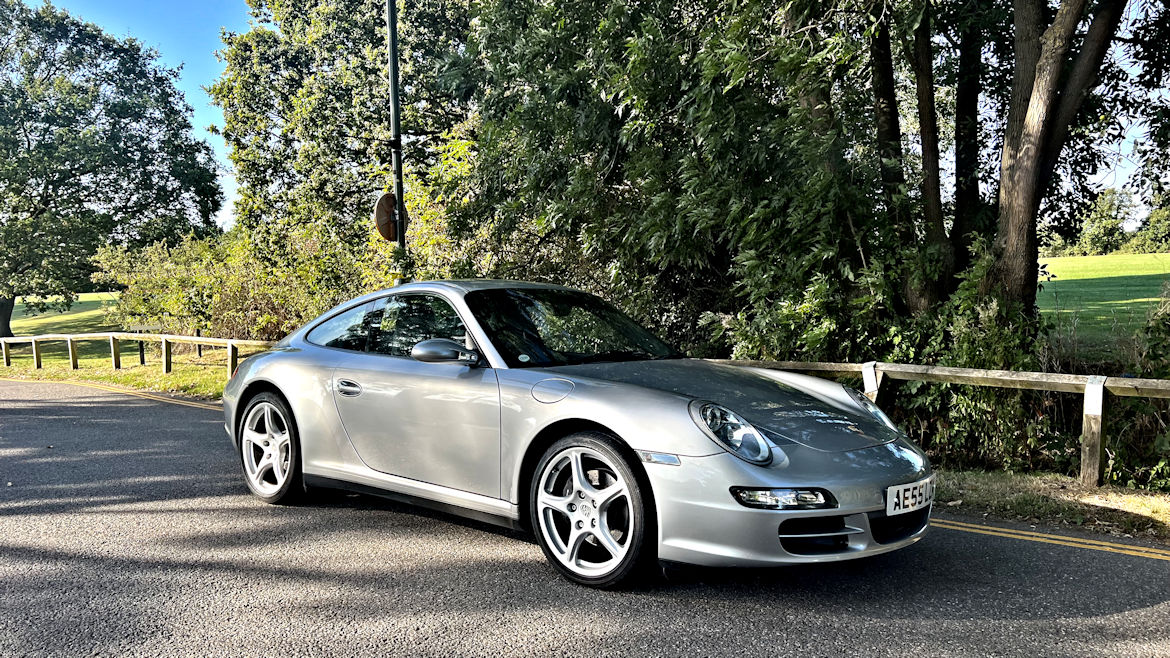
775 507 931 556
868 507 931 544
778 515 855 555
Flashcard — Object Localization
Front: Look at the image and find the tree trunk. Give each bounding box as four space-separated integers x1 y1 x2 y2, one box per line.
999 0 1044 190
869 4 909 239
952 9 983 276
782 10 866 276
910 1 950 307
873 2 933 313
0 297 14 338
1036 0 1128 203
990 0 1088 312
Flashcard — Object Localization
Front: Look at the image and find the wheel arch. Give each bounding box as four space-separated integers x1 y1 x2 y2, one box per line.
516 418 655 534
233 380 296 448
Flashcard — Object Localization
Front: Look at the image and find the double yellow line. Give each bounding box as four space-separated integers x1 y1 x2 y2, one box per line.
932 517 1170 562
0 377 221 411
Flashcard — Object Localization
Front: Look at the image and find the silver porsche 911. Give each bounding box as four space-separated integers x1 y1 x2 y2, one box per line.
224 279 933 588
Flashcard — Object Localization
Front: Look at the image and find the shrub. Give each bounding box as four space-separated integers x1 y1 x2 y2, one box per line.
93 226 368 341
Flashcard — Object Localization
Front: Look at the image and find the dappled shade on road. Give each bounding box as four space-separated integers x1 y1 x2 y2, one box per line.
1 380 1168 656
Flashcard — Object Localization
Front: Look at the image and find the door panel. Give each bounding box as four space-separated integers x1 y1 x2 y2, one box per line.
329 293 502 498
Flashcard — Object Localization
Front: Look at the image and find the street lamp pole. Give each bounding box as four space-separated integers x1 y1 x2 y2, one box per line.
385 0 406 249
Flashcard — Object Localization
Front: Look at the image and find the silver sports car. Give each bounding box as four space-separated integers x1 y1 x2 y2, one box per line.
224 280 933 588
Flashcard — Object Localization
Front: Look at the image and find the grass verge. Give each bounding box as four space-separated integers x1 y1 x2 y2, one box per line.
1038 252 1170 361
936 469 1170 545
0 344 263 400
5 291 262 399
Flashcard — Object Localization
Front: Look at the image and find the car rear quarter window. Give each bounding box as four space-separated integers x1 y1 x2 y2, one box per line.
306 302 373 351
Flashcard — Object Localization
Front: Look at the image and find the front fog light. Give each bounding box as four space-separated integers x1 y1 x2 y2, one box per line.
731 487 836 510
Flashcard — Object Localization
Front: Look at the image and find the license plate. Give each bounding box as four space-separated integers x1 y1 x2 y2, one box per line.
885 475 935 516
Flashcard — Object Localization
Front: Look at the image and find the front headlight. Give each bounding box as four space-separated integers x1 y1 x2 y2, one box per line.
846 387 899 432
689 401 772 465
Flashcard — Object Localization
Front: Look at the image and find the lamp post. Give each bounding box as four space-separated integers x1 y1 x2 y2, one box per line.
384 0 406 249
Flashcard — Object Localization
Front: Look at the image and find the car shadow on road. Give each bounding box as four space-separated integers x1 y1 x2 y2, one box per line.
166 487 1170 625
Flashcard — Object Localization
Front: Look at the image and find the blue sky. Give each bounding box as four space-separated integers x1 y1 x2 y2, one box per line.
45 0 252 226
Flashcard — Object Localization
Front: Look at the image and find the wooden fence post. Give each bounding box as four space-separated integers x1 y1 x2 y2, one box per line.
66 338 79 370
1080 375 1108 487
32 339 42 369
196 328 203 358
227 342 239 379
862 361 883 402
110 336 121 370
162 338 173 374
138 334 146 365
1 340 9 367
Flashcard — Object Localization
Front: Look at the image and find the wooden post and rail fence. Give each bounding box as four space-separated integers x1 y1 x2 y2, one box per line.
0 331 273 380
2 330 1168 488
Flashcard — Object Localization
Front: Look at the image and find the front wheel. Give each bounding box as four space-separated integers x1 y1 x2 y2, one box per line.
238 392 302 505
530 432 654 588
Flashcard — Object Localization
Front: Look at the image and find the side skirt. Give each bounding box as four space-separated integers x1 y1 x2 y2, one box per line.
303 474 525 531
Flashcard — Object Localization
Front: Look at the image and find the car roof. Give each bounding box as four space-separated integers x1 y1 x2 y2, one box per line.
387 279 580 295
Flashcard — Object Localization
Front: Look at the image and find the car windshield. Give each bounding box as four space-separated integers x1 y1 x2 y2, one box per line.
464 288 683 368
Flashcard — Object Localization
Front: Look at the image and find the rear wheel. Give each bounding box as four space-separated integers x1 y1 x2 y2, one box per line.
238 392 302 504
530 432 654 588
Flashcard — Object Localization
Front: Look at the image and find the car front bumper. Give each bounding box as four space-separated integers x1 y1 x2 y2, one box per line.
647 444 932 567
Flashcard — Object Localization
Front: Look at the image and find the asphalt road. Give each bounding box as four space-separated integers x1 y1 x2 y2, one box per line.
2 379 1169 657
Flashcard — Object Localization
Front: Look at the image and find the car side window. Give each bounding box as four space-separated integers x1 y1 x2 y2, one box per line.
369 294 469 357
306 302 373 351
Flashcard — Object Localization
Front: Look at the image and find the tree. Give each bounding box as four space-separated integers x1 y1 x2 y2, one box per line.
986 0 1131 311
0 1 221 336
1123 201 1170 254
1069 188 1133 255
209 0 1170 362
209 0 471 248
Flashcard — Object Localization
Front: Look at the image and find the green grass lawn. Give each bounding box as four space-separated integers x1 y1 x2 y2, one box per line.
4 292 260 399
12 291 121 336
1038 253 1170 362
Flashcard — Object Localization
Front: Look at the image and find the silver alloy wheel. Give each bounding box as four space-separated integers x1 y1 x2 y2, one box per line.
241 401 292 497
536 446 634 578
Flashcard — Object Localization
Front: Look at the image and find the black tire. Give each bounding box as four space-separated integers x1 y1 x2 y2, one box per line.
529 431 656 589
237 392 303 505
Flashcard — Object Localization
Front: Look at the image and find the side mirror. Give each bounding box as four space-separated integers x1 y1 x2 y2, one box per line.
411 338 480 366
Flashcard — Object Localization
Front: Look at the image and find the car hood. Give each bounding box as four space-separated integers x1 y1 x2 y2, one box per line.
541 359 900 453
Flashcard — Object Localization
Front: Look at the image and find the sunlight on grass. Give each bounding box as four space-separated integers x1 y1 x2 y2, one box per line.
11 292 121 337
1038 253 1170 361
4 292 260 400
936 469 1170 545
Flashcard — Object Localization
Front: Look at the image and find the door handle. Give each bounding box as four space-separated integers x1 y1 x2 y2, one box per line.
337 379 363 397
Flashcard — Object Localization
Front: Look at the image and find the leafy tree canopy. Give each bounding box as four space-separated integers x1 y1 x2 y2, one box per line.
209 0 1170 360
0 0 222 336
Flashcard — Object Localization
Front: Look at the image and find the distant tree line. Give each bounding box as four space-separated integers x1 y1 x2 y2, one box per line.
1043 189 1170 256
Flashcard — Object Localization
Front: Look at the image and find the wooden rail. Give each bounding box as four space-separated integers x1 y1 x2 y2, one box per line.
714 359 1170 487
2 335 1164 488
0 332 274 378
